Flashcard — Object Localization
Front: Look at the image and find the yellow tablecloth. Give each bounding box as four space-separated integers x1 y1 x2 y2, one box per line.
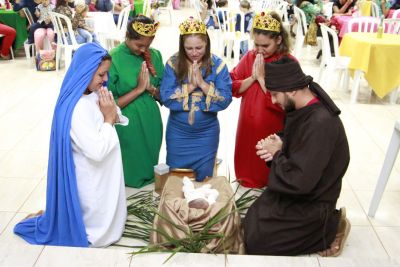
339 32 400 98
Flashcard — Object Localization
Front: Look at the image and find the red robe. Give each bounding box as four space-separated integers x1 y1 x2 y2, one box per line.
230 51 296 188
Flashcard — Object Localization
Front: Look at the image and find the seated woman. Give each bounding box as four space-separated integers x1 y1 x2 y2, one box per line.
0 22 16 60
14 43 127 247
332 0 356 15
160 17 232 182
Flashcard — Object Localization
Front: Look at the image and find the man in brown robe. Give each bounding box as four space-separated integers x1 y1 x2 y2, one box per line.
243 57 351 256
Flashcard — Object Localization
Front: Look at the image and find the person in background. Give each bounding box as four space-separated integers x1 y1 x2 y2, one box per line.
332 0 355 15
73 4 99 43
12 0 41 45
0 22 16 60
236 0 254 56
230 11 295 189
55 0 86 44
112 0 131 24
108 15 164 188
34 0 55 51
14 43 128 248
160 17 232 181
95 0 112 11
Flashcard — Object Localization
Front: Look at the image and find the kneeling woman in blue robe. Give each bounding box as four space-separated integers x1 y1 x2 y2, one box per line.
160 17 232 181
13 43 127 247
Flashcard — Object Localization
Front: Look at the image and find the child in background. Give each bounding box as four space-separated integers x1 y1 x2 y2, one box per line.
73 4 99 43
236 0 254 55
34 0 55 51
200 0 218 29
150 0 160 22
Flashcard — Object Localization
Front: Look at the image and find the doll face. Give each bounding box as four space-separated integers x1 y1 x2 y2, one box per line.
87 60 111 92
253 33 282 58
42 0 50 6
126 36 154 55
183 35 207 63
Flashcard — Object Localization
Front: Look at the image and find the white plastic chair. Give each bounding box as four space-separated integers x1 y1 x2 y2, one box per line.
323 2 334 20
293 6 307 59
215 7 250 65
22 7 35 59
0 34 14 59
158 0 173 25
393 9 400 18
370 1 380 18
102 5 131 50
368 120 400 217
347 16 380 33
49 12 82 71
384 18 400 34
317 24 350 91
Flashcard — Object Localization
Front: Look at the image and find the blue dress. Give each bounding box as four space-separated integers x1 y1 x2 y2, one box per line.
160 54 232 181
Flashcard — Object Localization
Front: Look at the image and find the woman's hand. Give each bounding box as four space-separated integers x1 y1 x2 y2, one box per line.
137 61 149 94
192 61 209 93
252 53 266 93
98 87 118 125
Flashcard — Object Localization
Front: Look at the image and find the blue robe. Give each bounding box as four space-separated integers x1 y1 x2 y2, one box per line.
160 54 232 181
14 43 108 247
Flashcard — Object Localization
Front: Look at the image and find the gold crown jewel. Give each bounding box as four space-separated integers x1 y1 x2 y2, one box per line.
179 17 207 35
132 21 159 37
252 12 281 33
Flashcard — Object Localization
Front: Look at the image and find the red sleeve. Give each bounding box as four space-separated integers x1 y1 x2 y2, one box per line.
229 51 255 98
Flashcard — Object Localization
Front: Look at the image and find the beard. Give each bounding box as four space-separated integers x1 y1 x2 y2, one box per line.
284 95 296 112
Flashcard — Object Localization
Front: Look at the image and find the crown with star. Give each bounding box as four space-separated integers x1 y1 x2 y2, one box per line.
179 17 207 35
252 12 281 33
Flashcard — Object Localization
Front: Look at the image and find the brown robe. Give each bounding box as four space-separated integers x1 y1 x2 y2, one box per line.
243 100 350 256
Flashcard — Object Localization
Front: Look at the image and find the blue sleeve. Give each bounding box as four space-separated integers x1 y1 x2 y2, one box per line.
160 62 190 111
199 56 232 112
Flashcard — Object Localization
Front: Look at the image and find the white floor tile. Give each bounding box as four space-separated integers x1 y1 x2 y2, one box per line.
0 243 43 267
375 227 400 259
357 191 400 227
318 257 400 267
0 150 47 179
35 246 132 267
0 178 40 212
18 179 46 213
339 226 389 259
337 190 370 226
0 212 16 234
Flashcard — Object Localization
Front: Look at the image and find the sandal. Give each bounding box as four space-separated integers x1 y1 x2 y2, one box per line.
318 207 351 257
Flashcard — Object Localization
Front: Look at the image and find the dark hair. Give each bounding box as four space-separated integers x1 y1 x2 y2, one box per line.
56 0 68 8
252 12 291 54
176 33 212 84
102 54 112 62
216 0 227 7
126 15 155 40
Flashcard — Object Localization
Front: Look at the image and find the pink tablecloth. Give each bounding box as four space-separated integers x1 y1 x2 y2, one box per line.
336 15 379 37
387 9 400 18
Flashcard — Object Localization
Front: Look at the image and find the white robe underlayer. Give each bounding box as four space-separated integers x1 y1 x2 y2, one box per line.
70 92 127 247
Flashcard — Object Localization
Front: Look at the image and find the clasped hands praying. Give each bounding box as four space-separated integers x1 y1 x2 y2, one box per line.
137 61 158 97
252 53 267 93
256 134 283 162
188 60 210 94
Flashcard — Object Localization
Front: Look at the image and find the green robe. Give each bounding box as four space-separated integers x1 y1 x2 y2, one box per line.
109 43 164 188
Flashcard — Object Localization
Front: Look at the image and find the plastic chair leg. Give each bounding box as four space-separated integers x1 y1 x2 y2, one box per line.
368 123 400 217
351 70 362 103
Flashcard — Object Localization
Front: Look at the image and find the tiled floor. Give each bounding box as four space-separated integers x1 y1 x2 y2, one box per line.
1 7 400 267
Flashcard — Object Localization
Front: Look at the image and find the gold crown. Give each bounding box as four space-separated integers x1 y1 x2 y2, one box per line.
132 21 159 37
179 17 207 35
252 12 281 33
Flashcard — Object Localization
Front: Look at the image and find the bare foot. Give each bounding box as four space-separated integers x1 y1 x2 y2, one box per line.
24 210 44 220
